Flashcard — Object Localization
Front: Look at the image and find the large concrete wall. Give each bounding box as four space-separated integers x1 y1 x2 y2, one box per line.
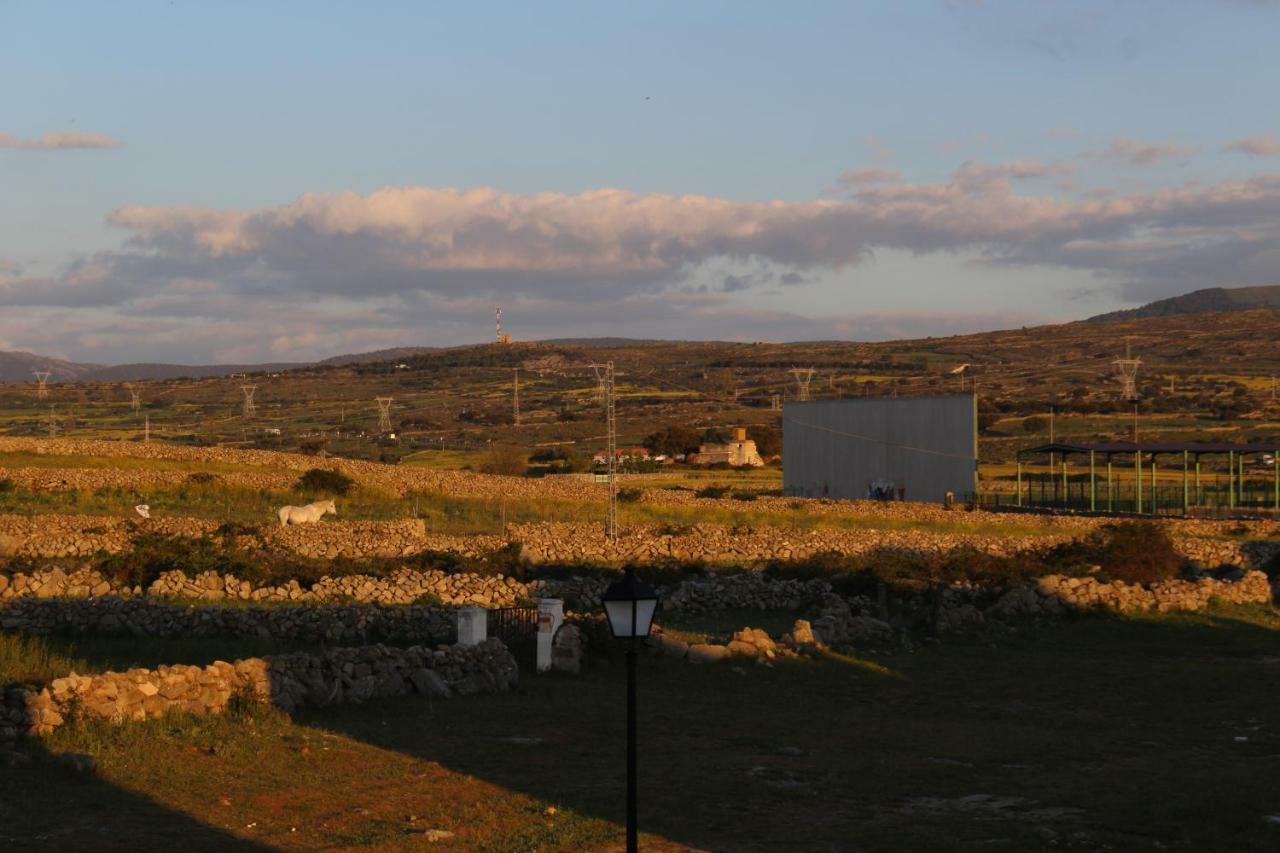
782 395 977 503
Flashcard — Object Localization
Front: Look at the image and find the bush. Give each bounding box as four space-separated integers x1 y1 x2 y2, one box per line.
0 478 14 494
186 471 218 485
731 490 759 502
478 445 527 476
1087 522 1182 586
617 487 644 503
695 486 729 499
1022 416 1047 434
297 468 355 496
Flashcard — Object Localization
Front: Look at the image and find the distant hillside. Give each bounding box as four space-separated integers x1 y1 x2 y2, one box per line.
0 350 101 384
318 347 441 367
80 362 307 382
1088 285 1280 322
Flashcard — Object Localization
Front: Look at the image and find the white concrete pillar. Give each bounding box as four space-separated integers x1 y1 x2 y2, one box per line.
535 598 564 673
456 606 487 646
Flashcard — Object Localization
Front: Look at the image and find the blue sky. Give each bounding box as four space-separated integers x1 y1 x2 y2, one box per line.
3 0 1279 363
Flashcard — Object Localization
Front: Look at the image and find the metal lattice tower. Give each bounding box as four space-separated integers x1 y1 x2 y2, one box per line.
512 368 521 427
240 384 258 418
495 306 512 344
44 406 59 438
603 362 617 540
771 393 781 411
1112 340 1142 401
591 364 608 404
375 397 394 433
791 367 814 402
32 371 51 400
124 382 142 414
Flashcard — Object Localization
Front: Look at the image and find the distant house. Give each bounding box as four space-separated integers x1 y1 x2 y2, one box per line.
592 446 652 465
689 428 763 467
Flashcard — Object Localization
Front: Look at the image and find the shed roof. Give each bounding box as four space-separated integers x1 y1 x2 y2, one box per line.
1018 441 1278 458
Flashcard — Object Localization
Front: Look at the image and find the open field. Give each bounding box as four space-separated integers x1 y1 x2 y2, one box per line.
4 606 1280 851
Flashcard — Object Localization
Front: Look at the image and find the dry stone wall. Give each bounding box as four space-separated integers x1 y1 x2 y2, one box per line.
0 598 455 644
1 638 517 740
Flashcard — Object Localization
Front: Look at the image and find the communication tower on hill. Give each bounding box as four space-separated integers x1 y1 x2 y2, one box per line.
1112 340 1142 401
240 384 258 418
32 371 51 400
376 396 394 433
495 307 513 345
791 367 814 402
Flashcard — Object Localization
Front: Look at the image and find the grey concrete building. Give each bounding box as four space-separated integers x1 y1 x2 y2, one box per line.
782 395 977 503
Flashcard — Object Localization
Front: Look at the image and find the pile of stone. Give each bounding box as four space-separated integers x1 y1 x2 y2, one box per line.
660 572 831 613
0 637 517 740
0 597 454 645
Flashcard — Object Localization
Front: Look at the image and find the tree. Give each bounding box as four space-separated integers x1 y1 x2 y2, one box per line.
750 424 782 458
479 445 527 476
644 424 701 456
1022 415 1046 434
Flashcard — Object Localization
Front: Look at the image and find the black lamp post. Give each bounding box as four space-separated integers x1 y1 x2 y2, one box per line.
601 568 659 853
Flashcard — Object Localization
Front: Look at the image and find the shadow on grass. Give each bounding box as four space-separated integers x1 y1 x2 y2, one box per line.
0 735 272 852
297 607 1280 852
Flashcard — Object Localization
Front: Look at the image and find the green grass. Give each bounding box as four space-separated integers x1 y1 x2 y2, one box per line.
4 606 1280 850
0 633 320 688
0 451 290 477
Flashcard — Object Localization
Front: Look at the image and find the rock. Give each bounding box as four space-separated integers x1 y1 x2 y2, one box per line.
687 644 730 665
409 668 452 698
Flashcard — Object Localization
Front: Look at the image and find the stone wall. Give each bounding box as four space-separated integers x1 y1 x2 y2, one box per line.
0 597 456 644
988 570 1274 617
0 638 517 740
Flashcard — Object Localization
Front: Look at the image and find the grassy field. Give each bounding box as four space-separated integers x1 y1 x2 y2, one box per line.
4 605 1280 851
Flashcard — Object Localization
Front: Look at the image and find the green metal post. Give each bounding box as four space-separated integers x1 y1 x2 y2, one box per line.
1089 450 1096 512
1107 460 1114 512
1016 459 1022 508
1182 450 1189 515
1151 458 1157 515
1273 450 1278 512
1241 453 1247 508
1229 451 1235 509
1135 452 1143 515
1062 460 1068 508
1195 459 1201 506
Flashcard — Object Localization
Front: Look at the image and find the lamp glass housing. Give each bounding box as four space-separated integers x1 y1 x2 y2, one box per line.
602 574 659 639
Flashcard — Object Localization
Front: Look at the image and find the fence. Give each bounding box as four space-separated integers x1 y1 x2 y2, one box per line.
977 472 1280 517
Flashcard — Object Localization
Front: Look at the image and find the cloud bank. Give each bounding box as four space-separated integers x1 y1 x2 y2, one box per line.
0 131 121 151
6 158 1280 362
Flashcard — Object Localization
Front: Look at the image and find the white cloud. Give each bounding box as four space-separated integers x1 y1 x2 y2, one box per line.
1089 137 1197 166
0 131 121 151
1224 135 1280 157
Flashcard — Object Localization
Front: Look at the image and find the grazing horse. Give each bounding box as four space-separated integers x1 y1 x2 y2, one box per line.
277 499 337 526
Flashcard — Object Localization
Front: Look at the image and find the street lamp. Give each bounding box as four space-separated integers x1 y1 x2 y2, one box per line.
601 569 659 853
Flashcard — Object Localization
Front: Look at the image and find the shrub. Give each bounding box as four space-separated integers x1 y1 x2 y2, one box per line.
186 472 218 485
0 478 13 494
617 487 644 503
731 490 758 502
297 468 355 496
1087 521 1182 586
478 445 527 476
695 486 729 499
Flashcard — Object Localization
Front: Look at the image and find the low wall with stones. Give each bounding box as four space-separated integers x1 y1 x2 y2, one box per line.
0 597 456 644
1 638 517 740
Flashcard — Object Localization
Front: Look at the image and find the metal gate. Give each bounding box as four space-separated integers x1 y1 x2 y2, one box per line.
488 607 538 645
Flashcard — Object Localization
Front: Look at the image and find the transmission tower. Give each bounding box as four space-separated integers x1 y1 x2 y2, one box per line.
375 397 394 433
240 384 258 418
124 382 142 415
771 393 781 411
601 362 617 540
44 406 59 437
512 368 521 427
32 371 51 400
1112 340 1142 401
791 367 814 402
591 364 608 404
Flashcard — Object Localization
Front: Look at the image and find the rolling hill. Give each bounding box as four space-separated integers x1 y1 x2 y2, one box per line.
1088 285 1280 323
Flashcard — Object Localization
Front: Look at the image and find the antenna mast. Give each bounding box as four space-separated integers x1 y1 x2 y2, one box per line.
495 306 512 345
32 371 51 400
1112 340 1142 401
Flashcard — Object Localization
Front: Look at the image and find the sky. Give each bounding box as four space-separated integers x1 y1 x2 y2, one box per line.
2 0 1280 365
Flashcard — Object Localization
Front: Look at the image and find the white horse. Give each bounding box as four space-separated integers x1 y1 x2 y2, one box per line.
277 499 337 526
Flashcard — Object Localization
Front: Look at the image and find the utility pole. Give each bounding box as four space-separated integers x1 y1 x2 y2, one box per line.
125 382 142 415
376 397 394 434
770 394 781 411
144 415 150 443
512 368 521 427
